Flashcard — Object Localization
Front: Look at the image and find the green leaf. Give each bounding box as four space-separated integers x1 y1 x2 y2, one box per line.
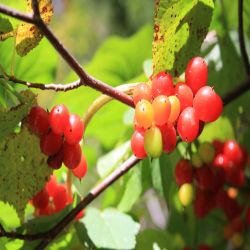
153 0 214 75
0 89 35 142
75 222 96 249
0 15 13 34
0 126 52 221
83 207 140 249
198 116 235 142
117 166 142 212
136 229 184 250
97 141 130 178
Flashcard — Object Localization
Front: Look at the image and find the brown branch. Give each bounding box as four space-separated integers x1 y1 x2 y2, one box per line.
0 2 134 108
0 156 140 244
222 77 250 106
238 0 250 75
0 4 34 23
3 75 83 92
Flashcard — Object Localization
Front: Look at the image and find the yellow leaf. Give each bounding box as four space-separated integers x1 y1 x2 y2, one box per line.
16 0 53 57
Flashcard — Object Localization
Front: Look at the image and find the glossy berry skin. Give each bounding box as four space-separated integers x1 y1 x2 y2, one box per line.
175 82 193 111
40 131 63 156
177 107 199 142
47 147 64 169
151 72 174 98
193 86 223 122
223 140 244 167
168 95 181 123
178 183 194 207
28 106 49 135
185 57 208 94
159 123 176 153
49 104 70 135
133 83 152 105
52 184 68 212
63 143 82 169
135 99 154 129
131 130 147 159
32 189 49 209
174 159 193 186
152 95 171 125
72 154 88 180
64 114 84 145
144 126 163 158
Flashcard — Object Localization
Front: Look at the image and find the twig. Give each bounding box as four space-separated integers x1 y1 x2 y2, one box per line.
222 77 250 106
0 2 134 107
2 75 83 92
0 4 34 23
238 0 250 75
35 155 140 250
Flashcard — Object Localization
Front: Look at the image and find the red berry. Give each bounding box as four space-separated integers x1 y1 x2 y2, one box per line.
28 106 49 135
177 107 199 142
193 86 223 122
198 244 212 250
64 114 84 145
175 82 193 111
174 159 193 186
75 210 84 220
185 57 208 94
133 83 152 105
152 95 171 125
158 123 176 153
231 217 244 233
46 175 58 197
194 191 212 218
195 167 216 191
151 72 174 97
131 130 147 159
72 154 88 180
49 104 70 135
52 184 68 212
40 131 63 156
223 140 244 167
47 147 64 169
37 203 55 216
212 139 224 154
32 188 49 209
63 143 82 169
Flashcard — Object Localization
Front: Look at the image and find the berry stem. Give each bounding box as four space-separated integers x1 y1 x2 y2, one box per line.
83 83 137 128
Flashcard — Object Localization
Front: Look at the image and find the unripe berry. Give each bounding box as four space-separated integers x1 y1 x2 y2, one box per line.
178 183 194 207
144 126 163 158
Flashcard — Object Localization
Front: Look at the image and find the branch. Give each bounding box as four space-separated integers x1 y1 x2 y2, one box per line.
222 77 250 106
238 0 250 75
0 156 140 247
0 4 34 23
35 155 140 250
2 75 83 92
0 2 134 107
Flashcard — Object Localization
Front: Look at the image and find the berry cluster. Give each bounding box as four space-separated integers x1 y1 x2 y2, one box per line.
131 57 223 159
31 175 83 219
28 104 87 180
175 139 250 249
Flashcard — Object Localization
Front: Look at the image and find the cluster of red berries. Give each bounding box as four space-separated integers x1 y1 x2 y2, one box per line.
131 57 223 159
183 244 212 250
28 104 87 180
175 139 250 249
31 175 83 219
